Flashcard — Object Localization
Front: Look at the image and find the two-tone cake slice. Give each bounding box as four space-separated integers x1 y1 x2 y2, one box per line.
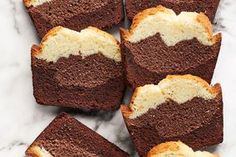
26 113 129 157
147 141 218 157
31 26 125 111
125 0 220 22
24 0 123 38
121 75 223 157
121 6 221 89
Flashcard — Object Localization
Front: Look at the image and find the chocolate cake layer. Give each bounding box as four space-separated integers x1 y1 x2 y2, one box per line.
122 95 223 157
122 33 221 89
25 0 123 38
32 53 125 110
26 113 129 157
125 0 220 22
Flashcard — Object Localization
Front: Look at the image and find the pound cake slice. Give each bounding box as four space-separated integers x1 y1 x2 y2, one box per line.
24 0 123 38
32 26 125 111
147 141 218 157
120 6 221 89
125 0 220 22
26 113 129 157
121 75 223 157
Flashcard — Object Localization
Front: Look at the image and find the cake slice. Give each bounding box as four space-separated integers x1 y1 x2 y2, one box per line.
24 0 123 38
120 6 221 89
32 26 125 111
121 75 223 157
26 113 129 157
125 0 220 22
147 141 218 157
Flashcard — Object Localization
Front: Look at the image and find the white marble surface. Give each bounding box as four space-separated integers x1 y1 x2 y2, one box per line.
0 0 236 156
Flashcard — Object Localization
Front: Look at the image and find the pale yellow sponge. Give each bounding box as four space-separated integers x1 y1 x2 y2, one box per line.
32 26 121 63
121 5 221 46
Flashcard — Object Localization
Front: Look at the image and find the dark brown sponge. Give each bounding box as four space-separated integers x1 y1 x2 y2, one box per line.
32 53 125 111
26 113 129 157
24 0 123 38
125 0 220 22
121 33 221 89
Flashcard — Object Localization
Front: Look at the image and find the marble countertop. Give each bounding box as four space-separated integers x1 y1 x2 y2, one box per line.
0 0 236 156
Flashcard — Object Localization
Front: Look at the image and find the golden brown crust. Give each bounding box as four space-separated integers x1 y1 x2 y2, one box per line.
23 0 31 7
31 45 41 57
31 26 63 57
125 85 144 116
121 5 220 44
213 33 222 44
23 0 51 7
26 146 42 157
26 145 54 157
147 141 219 157
41 26 63 43
119 28 129 43
196 13 222 44
147 141 181 157
120 105 132 118
196 13 213 38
